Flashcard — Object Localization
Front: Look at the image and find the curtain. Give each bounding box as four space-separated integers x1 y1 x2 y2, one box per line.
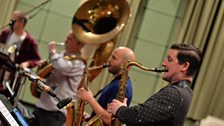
175 0 224 120
0 0 17 28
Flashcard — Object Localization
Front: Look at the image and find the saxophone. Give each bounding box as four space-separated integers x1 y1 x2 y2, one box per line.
65 64 109 126
110 61 168 126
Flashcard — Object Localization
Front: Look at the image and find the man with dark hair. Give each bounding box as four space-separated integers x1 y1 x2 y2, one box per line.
108 43 202 126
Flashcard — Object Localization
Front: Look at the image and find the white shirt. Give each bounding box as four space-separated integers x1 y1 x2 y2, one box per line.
36 51 86 114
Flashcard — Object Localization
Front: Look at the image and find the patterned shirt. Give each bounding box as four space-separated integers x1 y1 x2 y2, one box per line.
115 80 192 126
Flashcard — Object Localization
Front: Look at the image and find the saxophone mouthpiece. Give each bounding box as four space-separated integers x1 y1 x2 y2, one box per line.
88 63 110 71
152 67 168 72
102 63 110 68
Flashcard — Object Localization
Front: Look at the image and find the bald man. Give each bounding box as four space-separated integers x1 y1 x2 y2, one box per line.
78 46 136 125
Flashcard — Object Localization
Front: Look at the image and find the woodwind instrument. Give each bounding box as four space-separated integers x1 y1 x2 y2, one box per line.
111 61 168 126
74 64 109 126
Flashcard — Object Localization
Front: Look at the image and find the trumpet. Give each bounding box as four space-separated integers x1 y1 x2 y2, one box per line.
55 42 64 46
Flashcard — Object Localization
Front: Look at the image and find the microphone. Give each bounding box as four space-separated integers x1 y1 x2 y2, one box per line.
22 68 56 97
22 67 72 109
56 97 73 109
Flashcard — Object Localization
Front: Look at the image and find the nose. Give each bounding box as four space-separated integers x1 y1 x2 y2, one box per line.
161 59 167 66
108 56 112 62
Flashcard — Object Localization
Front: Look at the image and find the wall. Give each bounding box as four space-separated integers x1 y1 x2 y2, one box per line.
128 0 186 104
14 0 187 107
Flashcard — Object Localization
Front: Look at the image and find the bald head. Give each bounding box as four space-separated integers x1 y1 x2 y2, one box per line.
114 46 136 62
108 47 135 75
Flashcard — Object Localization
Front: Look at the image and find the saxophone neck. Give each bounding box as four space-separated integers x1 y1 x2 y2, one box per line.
124 61 168 72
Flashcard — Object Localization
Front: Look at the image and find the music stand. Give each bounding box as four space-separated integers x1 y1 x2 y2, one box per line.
0 52 16 72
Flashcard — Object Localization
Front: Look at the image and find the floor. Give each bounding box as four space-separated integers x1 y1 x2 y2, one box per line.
184 119 200 126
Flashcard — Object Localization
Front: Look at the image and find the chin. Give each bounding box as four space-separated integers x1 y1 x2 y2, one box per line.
162 76 168 82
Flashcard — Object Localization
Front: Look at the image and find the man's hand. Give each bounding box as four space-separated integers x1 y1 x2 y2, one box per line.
77 87 93 102
20 61 29 68
107 98 127 115
48 41 57 55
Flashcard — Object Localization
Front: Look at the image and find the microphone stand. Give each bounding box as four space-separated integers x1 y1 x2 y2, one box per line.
21 67 72 109
0 0 51 30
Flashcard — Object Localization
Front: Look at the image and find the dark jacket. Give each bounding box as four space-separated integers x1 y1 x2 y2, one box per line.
116 80 192 126
0 28 40 68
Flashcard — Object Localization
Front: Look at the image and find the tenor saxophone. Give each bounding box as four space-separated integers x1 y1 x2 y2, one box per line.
66 64 109 126
111 61 168 126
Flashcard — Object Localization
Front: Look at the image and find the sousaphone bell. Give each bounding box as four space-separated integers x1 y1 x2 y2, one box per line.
72 0 131 44
72 0 131 81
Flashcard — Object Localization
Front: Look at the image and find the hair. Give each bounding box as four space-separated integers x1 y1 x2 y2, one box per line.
170 43 202 76
13 10 28 25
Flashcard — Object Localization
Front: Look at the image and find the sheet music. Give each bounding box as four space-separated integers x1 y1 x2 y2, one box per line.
0 100 19 126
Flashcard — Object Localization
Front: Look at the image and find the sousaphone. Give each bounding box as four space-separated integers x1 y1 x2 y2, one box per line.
66 0 131 126
72 0 131 80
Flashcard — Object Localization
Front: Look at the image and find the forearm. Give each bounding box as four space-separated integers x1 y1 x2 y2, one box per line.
88 96 112 125
115 106 140 124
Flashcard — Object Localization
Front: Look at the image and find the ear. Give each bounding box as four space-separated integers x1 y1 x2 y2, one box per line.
181 62 190 73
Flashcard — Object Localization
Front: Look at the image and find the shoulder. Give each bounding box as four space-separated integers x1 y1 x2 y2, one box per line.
1 29 10 33
73 59 86 68
24 31 38 44
156 84 192 104
0 29 10 36
155 85 182 101
74 56 87 65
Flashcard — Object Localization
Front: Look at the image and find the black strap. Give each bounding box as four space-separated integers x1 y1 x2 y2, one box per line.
93 86 107 98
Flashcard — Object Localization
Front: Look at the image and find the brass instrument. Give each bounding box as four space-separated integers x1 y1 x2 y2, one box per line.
111 61 168 126
55 42 65 46
66 0 131 126
72 0 131 81
72 0 131 44
0 43 18 61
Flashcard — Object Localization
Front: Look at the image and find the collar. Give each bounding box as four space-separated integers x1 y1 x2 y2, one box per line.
172 80 192 89
113 74 122 81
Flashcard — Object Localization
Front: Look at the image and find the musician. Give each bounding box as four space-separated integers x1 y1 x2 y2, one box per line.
0 10 40 95
108 43 202 126
0 10 40 68
77 46 136 125
33 31 86 126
